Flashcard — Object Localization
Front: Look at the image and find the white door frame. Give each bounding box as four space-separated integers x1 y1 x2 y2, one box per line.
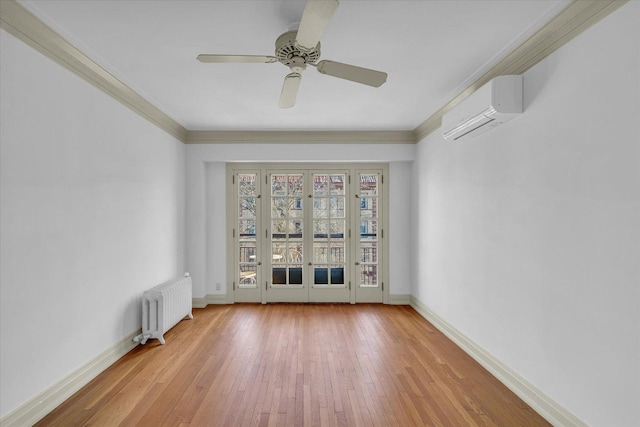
226 162 389 304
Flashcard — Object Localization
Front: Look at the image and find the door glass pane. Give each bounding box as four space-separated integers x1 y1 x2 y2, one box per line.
239 264 257 287
239 175 256 196
314 243 328 263
360 265 377 287
272 197 288 218
239 197 256 218
359 174 379 287
330 197 345 218
289 198 304 218
272 220 286 239
238 174 257 288
314 268 328 284
330 266 344 284
313 198 329 218
288 220 303 238
360 242 377 263
288 175 304 196
314 220 328 238
289 267 303 284
288 242 303 263
331 220 345 238
239 242 257 287
313 174 347 287
359 198 374 217
272 175 287 196
313 175 329 196
360 174 378 197
273 268 286 284
360 220 377 240
239 220 256 237
330 242 344 263
330 175 345 196
271 174 304 286
272 242 286 263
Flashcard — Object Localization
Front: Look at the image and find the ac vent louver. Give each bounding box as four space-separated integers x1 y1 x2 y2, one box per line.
442 76 523 142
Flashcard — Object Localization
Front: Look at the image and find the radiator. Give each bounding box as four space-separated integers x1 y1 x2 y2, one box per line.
133 273 193 345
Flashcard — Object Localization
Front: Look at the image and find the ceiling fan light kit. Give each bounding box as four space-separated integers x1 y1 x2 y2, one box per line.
197 0 387 108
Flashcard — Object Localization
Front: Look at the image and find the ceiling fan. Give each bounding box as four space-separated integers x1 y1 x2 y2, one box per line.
196 0 387 108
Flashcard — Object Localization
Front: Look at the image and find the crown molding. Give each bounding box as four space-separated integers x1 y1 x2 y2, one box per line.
186 130 417 144
0 0 188 143
2 0 628 146
413 0 629 142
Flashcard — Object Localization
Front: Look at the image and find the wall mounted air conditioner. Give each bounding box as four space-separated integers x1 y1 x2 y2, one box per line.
442 75 523 142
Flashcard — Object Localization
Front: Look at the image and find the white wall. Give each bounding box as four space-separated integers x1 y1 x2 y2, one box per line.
411 3 639 426
0 30 185 418
185 144 415 299
388 162 412 296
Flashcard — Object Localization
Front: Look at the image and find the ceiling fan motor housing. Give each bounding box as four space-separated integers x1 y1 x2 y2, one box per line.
196 0 387 108
275 30 320 71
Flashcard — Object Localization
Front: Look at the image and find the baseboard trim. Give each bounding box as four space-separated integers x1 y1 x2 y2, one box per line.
388 294 411 305
193 294 229 308
409 296 587 427
0 329 141 427
196 294 410 306
206 294 228 305
192 296 207 308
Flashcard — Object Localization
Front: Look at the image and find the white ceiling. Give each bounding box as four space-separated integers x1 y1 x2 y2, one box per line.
19 0 568 132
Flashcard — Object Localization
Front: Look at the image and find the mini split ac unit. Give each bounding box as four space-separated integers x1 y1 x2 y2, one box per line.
442 75 523 142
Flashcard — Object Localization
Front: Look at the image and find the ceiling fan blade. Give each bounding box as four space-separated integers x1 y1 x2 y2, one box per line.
279 73 302 109
315 60 387 87
197 54 277 63
295 0 339 52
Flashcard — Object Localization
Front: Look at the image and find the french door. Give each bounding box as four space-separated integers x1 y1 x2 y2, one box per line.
354 170 384 302
228 164 388 304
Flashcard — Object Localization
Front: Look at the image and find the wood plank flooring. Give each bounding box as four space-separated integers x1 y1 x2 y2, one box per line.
37 304 550 426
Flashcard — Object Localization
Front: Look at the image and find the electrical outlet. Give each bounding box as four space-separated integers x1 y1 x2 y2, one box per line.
215 282 221 291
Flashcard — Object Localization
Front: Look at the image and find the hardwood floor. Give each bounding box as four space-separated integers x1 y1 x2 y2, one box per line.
37 304 550 426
